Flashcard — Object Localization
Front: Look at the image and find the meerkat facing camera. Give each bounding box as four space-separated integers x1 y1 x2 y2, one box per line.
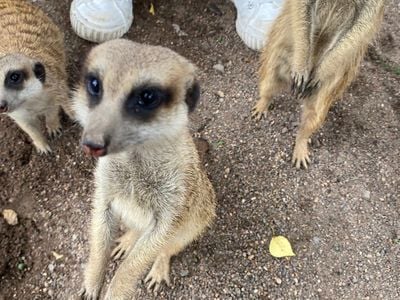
252 0 385 169
74 39 216 300
0 0 73 153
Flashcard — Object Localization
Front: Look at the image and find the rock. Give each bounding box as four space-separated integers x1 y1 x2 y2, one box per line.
172 24 188 37
2 209 18 225
281 127 288 134
274 277 282 285
362 190 371 200
215 90 225 98
213 63 225 73
312 237 321 246
48 263 55 273
180 269 189 277
17 262 26 271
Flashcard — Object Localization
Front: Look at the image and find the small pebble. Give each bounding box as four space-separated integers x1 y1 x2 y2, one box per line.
213 63 225 73
180 269 189 277
17 262 26 271
215 90 225 98
2 209 18 225
312 236 321 246
48 263 55 273
274 277 282 285
362 190 371 200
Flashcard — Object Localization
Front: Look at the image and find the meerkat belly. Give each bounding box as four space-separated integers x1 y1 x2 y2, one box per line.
311 0 358 63
111 196 155 231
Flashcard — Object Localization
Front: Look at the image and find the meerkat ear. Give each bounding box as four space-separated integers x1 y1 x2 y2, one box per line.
33 62 46 83
185 80 200 113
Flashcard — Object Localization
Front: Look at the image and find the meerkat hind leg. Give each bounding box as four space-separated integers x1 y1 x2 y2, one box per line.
253 70 287 121
293 87 334 169
253 16 291 121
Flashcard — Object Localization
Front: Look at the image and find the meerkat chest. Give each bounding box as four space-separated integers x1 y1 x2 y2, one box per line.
111 197 155 231
96 156 185 229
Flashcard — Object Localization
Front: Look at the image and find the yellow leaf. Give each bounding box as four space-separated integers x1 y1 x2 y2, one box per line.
52 251 64 260
269 236 295 258
149 3 155 15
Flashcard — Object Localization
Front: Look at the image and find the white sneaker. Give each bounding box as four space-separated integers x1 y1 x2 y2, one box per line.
70 0 133 43
233 0 283 51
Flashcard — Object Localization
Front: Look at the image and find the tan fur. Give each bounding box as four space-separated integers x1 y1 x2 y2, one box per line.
0 0 73 153
74 39 216 300
252 0 385 168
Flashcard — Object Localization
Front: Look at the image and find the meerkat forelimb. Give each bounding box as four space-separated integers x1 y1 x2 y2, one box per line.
74 39 216 300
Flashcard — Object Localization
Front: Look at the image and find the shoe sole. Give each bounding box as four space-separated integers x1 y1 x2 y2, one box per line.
70 0 133 43
235 17 265 51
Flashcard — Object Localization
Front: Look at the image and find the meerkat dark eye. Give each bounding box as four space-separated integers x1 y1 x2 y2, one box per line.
87 77 101 96
10 73 21 82
5 70 25 89
85 74 102 106
124 85 171 120
137 89 162 109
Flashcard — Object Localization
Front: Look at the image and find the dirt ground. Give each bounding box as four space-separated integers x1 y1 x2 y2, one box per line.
0 0 399 299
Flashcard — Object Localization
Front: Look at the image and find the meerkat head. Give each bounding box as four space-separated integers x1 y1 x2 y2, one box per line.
73 39 200 158
0 54 46 114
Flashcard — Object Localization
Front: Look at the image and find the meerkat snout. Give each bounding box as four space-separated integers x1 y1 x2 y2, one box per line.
0 100 8 113
82 138 109 157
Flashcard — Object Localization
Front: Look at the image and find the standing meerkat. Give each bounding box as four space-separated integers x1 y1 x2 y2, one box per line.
252 0 385 169
0 0 73 153
74 39 216 300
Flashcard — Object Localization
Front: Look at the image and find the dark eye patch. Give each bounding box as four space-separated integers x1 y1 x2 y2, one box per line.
85 72 103 107
124 84 172 121
33 62 46 83
4 69 27 90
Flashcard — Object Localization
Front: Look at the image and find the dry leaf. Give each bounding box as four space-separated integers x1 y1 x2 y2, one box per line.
2 209 18 225
269 236 295 258
149 3 155 15
52 251 64 260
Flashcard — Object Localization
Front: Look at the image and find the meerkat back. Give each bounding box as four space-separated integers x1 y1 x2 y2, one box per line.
0 0 73 153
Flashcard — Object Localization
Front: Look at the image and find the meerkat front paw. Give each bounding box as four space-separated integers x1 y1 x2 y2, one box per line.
299 77 320 99
111 231 137 260
34 141 52 154
292 141 311 169
144 256 171 293
291 70 309 96
79 285 100 300
47 125 62 139
251 99 270 121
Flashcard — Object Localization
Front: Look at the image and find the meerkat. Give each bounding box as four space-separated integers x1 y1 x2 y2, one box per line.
252 0 385 169
74 39 216 300
0 0 73 154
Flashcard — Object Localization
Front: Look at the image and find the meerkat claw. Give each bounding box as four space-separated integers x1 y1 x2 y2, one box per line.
48 127 62 139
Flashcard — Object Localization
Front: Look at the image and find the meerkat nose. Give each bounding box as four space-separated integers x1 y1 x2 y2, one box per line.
82 140 107 158
0 100 8 113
